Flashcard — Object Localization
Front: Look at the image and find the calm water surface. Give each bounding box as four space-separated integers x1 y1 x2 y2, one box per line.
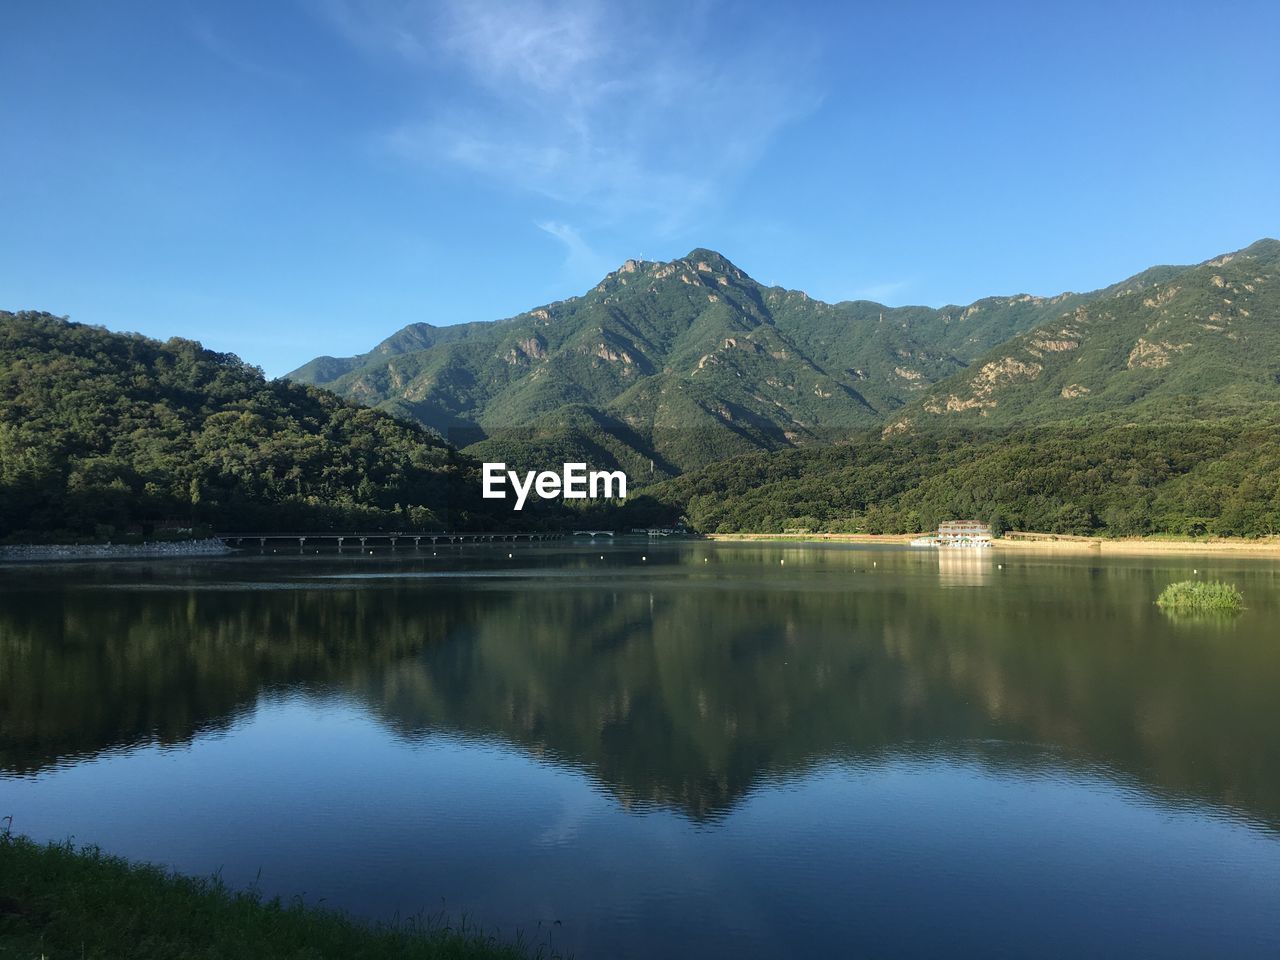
3 542 1279 958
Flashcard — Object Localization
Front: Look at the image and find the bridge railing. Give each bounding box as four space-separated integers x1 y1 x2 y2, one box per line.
217 531 568 546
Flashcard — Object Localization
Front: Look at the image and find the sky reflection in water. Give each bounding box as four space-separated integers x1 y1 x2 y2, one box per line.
2 543 1279 958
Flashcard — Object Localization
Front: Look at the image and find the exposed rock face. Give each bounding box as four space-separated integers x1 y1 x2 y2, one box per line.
894 367 926 390
1143 286 1179 308
505 335 548 364
1028 335 1080 355
1127 338 1190 369
924 357 1043 414
595 343 635 364
925 394 994 414
1060 384 1090 398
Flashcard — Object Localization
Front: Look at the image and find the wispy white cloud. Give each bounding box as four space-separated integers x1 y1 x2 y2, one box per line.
190 18 301 86
536 220 616 283
314 0 823 228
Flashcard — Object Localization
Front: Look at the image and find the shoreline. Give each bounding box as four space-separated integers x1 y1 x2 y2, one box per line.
705 532 918 544
706 532 1280 557
0 538 232 563
0 830 544 959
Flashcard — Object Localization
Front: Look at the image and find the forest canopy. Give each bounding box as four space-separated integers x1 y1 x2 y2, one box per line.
4 312 1280 542
646 412 1280 538
0 312 504 540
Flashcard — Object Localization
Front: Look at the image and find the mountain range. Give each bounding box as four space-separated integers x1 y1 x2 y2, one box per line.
4 237 1277 541
886 238 1280 432
290 239 1278 475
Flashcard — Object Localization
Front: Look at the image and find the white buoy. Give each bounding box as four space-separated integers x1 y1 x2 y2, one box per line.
508 553 513 558
642 556 647 561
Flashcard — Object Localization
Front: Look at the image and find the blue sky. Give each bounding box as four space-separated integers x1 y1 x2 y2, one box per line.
3 0 1278 376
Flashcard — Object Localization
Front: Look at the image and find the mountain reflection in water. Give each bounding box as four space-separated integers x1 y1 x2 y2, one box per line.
4 543 1278 828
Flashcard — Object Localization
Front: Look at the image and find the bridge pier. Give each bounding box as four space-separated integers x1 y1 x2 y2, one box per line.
221 530 578 551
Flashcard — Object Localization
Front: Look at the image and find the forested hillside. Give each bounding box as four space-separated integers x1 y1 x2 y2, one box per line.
886 239 1280 432
647 410 1280 537
0 312 497 540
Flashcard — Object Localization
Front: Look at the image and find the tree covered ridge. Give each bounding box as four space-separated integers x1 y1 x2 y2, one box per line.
286 247 1117 474
648 410 1280 538
0 312 477 540
889 238 1280 430
287 239 1278 478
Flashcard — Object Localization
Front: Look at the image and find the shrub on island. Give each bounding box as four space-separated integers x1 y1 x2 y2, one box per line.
1156 580 1244 613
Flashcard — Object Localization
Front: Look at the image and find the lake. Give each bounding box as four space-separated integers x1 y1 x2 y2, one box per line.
2 542 1279 958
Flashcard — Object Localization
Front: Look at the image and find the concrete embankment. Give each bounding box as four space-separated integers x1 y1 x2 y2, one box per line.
0 538 232 562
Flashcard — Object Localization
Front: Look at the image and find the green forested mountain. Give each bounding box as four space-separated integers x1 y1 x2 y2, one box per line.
289 249 1118 473
631 239 1280 536
884 239 1280 433
7 239 1278 541
0 312 511 540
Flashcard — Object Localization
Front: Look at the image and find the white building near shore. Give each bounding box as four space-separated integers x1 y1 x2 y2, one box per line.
911 520 994 548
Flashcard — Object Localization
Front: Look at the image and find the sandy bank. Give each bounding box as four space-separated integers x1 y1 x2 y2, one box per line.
707 532 1280 557
994 534 1280 558
706 533 918 544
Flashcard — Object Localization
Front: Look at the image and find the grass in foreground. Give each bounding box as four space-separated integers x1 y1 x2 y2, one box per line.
0 828 560 960
1156 580 1244 613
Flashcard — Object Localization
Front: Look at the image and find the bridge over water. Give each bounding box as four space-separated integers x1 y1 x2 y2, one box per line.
219 531 569 550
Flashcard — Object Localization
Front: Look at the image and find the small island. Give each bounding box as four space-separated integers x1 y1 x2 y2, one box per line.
1156 580 1245 613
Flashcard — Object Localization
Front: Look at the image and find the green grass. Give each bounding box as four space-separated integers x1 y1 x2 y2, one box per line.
0 827 561 960
1156 580 1244 613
